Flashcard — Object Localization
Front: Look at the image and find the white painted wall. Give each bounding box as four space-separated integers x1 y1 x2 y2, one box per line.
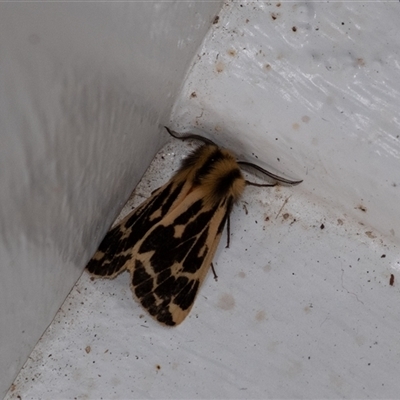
0 2 222 397
171 1 400 241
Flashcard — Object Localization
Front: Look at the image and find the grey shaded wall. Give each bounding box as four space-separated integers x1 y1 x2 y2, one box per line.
0 2 222 397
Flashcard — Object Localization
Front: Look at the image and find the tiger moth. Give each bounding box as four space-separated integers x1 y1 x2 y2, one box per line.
86 128 301 326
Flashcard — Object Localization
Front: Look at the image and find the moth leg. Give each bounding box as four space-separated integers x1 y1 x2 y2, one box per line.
211 263 218 282
225 214 230 249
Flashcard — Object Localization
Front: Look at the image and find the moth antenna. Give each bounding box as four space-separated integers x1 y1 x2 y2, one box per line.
238 161 303 186
165 126 303 185
165 126 217 146
245 181 276 188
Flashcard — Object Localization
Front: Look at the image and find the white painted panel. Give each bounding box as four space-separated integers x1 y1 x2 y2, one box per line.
171 0 400 241
0 2 222 397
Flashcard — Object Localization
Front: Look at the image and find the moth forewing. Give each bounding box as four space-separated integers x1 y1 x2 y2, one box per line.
135 194 236 326
87 136 300 326
86 177 187 278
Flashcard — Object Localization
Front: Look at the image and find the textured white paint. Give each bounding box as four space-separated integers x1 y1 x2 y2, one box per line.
0 2 222 397
171 0 400 240
4 1 400 399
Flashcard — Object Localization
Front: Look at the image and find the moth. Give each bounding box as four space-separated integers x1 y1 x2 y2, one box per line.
86 127 302 326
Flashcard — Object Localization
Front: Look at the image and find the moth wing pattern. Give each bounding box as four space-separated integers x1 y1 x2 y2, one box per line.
87 143 247 326
86 176 193 278
130 188 234 326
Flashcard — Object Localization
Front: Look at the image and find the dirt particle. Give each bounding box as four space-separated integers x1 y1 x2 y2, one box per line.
156 364 161 370
255 310 266 321
337 218 344 225
381 254 386 258
271 12 278 20
304 304 313 313
282 213 290 220
357 204 367 212
265 63 272 71
217 293 235 310
320 223 325 229
263 264 272 273
292 26 297 32
276 2 281 6
227 48 237 57
85 346 91 354
365 231 376 239
356 58 365 67
190 92 197 98
215 61 225 73
213 15 219 24
390 274 395 286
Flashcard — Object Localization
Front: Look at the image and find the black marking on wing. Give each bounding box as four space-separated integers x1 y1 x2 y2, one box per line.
174 279 200 311
140 291 175 326
138 202 216 275
131 198 229 325
134 273 199 326
121 181 183 251
160 181 185 217
173 199 203 225
86 180 184 277
182 228 209 273
132 260 153 292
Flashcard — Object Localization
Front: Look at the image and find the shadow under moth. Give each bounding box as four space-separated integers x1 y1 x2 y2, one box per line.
86 127 302 326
